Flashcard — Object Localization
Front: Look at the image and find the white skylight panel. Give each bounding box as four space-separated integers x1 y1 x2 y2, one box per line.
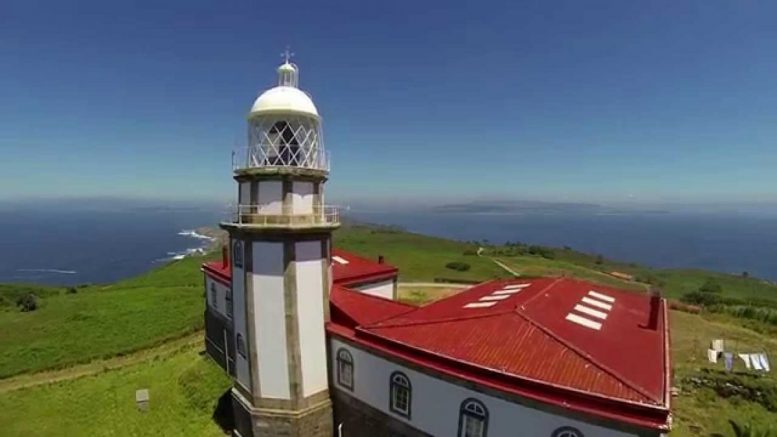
492 289 521 295
463 301 497 309
479 294 511 301
573 304 608 320
503 283 531 289
581 296 612 311
565 313 602 330
332 256 349 265
588 290 615 303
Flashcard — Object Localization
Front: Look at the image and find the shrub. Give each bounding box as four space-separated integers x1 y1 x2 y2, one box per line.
445 262 471 272
527 245 555 259
16 293 38 312
462 249 477 256
595 255 604 265
699 278 723 294
682 291 722 307
67 287 78 294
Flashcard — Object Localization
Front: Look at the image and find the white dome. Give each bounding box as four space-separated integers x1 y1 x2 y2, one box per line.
249 86 319 118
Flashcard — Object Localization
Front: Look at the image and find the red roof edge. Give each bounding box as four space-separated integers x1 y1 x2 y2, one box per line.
202 261 230 286
662 298 673 414
338 325 669 431
336 270 399 287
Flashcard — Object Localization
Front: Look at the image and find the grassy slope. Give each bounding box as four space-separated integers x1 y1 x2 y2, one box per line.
0 254 217 378
334 225 509 282
0 347 230 437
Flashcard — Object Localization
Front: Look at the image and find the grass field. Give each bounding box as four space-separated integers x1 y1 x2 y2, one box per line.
0 255 214 378
2 224 777 435
0 346 230 436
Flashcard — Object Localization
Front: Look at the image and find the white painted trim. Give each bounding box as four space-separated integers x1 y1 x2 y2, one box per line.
565 313 602 330
588 290 615 303
573 304 608 320
581 296 613 311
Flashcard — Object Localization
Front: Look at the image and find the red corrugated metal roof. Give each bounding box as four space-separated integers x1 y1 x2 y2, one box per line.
331 249 398 286
328 277 671 430
330 284 416 328
202 249 397 288
202 260 230 285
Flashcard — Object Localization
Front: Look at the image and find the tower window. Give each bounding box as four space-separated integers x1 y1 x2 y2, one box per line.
336 348 354 391
458 398 488 437
389 371 412 419
226 288 233 318
236 333 247 358
210 283 218 310
552 427 584 437
233 241 244 268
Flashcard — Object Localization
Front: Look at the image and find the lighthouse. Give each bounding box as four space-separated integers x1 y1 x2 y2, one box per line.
221 55 338 437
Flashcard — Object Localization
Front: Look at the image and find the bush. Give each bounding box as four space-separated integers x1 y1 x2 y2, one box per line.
682 291 723 307
16 293 38 312
527 245 555 259
67 287 78 294
445 262 471 272
595 255 604 265
699 278 723 294
462 249 477 256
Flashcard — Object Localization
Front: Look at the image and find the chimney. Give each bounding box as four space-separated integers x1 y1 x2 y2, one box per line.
378 255 385 264
222 245 229 269
647 287 661 330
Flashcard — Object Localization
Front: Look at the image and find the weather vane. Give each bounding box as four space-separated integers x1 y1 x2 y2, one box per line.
281 47 295 63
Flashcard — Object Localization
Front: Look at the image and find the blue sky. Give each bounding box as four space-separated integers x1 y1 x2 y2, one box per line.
1 0 776 206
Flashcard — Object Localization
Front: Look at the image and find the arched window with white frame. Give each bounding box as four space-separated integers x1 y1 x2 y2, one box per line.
336 348 354 391
552 426 584 437
458 398 488 437
389 371 412 419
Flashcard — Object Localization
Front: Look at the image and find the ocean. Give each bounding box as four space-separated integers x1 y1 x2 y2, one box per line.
0 202 224 286
1 202 776 285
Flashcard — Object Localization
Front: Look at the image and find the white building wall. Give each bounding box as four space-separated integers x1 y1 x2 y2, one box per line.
330 338 640 437
354 279 395 300
291 181 314 214
232 241 250 391
295 240 329 397
252 241 291 399
206 277 230 319
257 181 283 214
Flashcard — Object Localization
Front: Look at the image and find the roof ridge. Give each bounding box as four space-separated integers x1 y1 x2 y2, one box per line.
363 309 514 329
513 292 659 403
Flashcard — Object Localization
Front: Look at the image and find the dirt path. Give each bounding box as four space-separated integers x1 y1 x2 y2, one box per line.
0 332 202 394
490 258 521 277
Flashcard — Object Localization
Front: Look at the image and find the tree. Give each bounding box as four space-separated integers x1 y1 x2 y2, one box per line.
742 271 750 279
699 278 723 294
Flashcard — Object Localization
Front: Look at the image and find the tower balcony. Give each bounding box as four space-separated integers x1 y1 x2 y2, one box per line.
232 145 330 178
223 204 340 231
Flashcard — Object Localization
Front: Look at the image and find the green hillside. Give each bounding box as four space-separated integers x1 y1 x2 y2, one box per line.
1 223 777 436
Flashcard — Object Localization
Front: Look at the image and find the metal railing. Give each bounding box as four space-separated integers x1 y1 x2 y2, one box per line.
232 145 330 172
231 205 340 227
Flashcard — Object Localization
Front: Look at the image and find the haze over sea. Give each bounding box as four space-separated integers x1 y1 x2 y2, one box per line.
2 200 777 285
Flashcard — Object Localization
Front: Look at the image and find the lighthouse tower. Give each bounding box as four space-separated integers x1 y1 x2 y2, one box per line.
222 56 338 437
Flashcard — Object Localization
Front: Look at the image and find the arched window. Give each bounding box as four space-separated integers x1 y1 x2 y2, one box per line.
336 348 354 391
232 241 244 268
551 427 584 437
226 288 233 318
458 398 488 437
210 283 218 310
389 371 412 418
236 333 247 358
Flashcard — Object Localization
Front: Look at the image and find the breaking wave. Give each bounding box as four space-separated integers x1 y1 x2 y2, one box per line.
17 268 77 274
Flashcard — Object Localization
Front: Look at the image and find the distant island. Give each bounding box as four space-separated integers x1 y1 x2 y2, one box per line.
432 200 669 215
